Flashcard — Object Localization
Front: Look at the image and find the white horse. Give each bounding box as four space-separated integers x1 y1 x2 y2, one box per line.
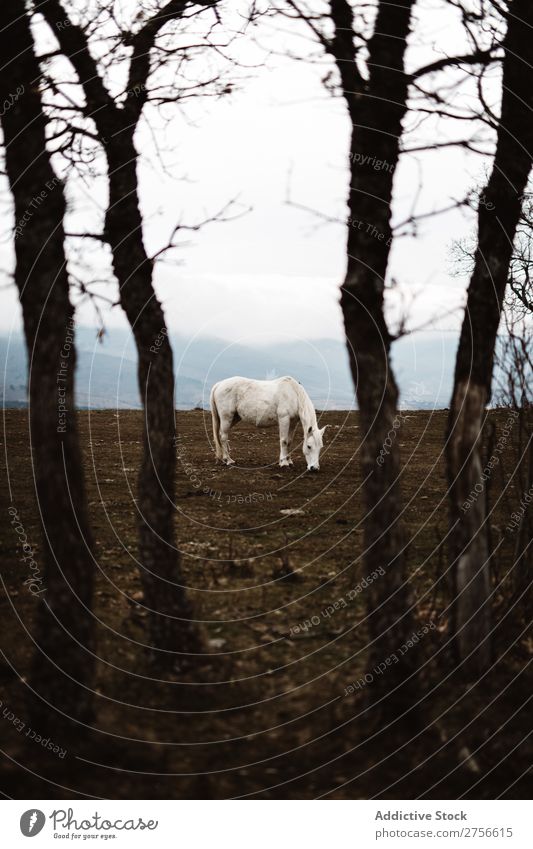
210 376 327 471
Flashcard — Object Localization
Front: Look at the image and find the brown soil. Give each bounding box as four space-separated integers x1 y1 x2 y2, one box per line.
1 409 531 798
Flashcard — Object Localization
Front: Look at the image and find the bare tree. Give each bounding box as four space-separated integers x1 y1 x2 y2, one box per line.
446 0 533 675
268 0 503 722
35 0 231 664
495 306 533 599
265 0 422 721
324 0 418 718
277 0 432 717
0 1 95 726
507 196 533 315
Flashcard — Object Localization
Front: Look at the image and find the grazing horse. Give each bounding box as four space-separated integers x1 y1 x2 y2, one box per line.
210 376 327 471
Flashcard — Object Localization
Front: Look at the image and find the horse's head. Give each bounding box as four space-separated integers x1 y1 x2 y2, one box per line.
303 424 327 472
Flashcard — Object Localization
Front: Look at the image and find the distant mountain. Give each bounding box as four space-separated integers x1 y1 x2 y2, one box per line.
0 327 457 410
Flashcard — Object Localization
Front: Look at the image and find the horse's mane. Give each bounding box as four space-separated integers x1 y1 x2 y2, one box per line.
293 379 318 429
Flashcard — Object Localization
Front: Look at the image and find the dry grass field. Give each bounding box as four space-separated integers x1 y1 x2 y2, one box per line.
1 409 531 799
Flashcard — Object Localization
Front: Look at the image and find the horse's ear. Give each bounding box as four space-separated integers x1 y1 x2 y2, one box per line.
320 425 328 437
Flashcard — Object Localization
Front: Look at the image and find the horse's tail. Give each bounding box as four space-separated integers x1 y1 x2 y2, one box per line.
210 384 223 459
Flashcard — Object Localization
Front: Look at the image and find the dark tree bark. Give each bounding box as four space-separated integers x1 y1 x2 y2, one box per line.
39 0 201 663
327 0 418 715
105 139 200 658
0 2 95 725
446 0 533 675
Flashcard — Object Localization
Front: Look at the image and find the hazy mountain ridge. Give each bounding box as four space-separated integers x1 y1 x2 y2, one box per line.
0 327 457 409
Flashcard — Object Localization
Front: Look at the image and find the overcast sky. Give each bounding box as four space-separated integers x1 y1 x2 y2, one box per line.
0 0 500 348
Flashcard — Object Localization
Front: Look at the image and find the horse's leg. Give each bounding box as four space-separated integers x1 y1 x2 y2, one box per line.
278 415 291 468
286 418 298 466
219 415 235 466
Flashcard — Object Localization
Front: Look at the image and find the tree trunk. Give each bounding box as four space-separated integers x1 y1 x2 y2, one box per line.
0 2 95 726
35 0 201 664
332 0 418 714
105 136 200 663
447 0 533 676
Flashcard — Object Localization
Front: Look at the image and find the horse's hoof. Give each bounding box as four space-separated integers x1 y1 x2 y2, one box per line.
225 459 235 466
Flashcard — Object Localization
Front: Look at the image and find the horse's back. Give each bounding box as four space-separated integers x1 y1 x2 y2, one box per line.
213 375 297 396
212 375 247 393
211 375 300 425
211 377 262 413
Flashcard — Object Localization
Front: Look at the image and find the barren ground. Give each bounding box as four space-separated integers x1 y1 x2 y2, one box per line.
0 409 531 798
